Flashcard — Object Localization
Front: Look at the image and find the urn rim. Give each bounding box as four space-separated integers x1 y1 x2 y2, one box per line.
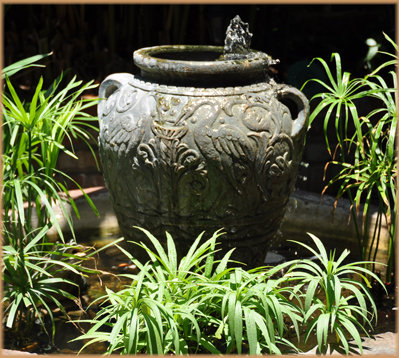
133 45 275 86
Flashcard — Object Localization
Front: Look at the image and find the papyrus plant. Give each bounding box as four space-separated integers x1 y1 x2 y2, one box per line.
2 69 99 241
303 32 397 282
286 234 385 354
2 54 102 344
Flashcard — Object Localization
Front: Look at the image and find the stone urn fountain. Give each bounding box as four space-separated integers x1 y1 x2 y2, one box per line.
98 16 309 266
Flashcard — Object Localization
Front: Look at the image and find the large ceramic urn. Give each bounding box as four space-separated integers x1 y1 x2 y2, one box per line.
98 16 309 266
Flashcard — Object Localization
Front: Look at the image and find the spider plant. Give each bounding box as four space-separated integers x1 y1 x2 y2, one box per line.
73 229 384 355
286 233 385 354
2 224 122 343
303 32 397 282
72 228 301 355
197 264 302 354
2 72 99 242
2 54 102 345
72 229 225 354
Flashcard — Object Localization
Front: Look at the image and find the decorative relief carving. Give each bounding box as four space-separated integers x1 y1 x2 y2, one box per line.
100 87 298 212
116 86 137 113
98 74 308 267
256 133 294 201
102 89 119 117
131 106 209 216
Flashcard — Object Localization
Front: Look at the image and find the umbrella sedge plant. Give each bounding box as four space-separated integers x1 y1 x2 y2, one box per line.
73 229 383 355
302 32 397 282
2 53 103 345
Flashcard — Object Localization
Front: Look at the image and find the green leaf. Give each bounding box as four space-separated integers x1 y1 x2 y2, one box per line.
244 307 258 354
333 274 343 307
204 233 216 278
4 77 29 127
198 336 222 354
304 316 319 344
234 300 243 354
331 53 342 91
29 76 44 124
316 313 330 352
288 239 325 271
109 312 128 352
338 315 363 354
308 233 329 268
13 180 25 227
2 52 51 78
23 225 52 252
143 313 164 354
215 248 235 276
227 292 236 342
269 294 284 336
334 248 351 268
134 227 169 266
311 56 338 92
305 279 319 311
178 231 205 275
6 294 23 328
253 311 276 353
166 231 177 276
335 324 350 354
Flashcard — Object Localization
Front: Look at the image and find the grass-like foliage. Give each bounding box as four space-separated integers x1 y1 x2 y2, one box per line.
2 223 123 343
73 228 301 354
286 233 385 354
2 54 102 345
74 229 383 355
303 33 397 281
2 69 99 242
2 52 51 79
3 224 106 339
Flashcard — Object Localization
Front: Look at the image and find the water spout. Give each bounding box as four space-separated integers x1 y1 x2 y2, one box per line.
223 15 253 60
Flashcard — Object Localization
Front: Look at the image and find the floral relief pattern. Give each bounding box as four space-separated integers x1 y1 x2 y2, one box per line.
98 76 307 267
100 86 297 213
256 133 294 201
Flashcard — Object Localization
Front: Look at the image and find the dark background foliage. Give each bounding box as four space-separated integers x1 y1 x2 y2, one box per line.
3 4 395 192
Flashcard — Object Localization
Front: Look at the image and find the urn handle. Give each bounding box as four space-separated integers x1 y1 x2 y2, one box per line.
98 73 134 116
277 86 309 138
